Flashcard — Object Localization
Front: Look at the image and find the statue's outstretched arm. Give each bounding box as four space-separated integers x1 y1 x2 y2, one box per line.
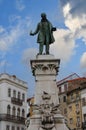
30 23 39 36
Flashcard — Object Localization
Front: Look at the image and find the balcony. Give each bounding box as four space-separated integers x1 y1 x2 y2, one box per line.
0 114 25 124
11 97 23 106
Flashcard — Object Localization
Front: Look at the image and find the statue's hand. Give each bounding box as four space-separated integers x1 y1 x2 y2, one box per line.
30 30 34 36
52 27 56 31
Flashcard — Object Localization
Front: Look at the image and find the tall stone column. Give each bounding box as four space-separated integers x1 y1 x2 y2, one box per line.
31 54 60 105
26 54 69 130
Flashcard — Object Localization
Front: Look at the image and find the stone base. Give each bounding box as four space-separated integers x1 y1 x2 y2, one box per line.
36 54 55 60
26 114 69 130
30 54 60 105
26 54 69 130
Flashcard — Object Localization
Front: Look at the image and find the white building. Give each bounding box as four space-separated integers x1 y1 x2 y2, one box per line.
0 73 28 130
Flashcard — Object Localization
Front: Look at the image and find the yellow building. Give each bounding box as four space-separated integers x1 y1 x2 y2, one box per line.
67 78 86 130
57 75 86 130
67 83 82 130
57 73 80 128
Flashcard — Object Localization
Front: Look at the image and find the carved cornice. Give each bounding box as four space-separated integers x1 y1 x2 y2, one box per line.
31 63 59 76
31 58 60 76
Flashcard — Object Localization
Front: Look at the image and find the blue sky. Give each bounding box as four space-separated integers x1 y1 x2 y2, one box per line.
0 0 86 97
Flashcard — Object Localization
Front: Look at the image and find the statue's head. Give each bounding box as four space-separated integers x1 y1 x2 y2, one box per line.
41 13 46 19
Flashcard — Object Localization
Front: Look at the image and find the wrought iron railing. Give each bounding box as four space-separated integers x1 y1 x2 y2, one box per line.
11 97 23 106
0 114 25 124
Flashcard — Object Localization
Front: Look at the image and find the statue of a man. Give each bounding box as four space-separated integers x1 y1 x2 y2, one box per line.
30 13 56 54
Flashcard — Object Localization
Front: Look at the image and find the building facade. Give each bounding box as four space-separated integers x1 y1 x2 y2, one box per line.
0 73 28 130
67 82 82 130
57 73 80 121
57 74 86 130
81 82 86 130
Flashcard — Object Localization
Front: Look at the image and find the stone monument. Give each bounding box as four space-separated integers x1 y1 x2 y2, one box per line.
26 13 69 130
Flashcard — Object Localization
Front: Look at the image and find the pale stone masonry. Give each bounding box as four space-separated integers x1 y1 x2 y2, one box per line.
26 54 69 130
0 73 28 130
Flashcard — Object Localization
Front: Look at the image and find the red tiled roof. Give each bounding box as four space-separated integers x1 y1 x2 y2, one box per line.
68 77 86 82
57 73 80 85
67 78 86 93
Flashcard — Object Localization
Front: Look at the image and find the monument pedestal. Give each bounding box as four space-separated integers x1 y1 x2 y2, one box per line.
26 54 69 130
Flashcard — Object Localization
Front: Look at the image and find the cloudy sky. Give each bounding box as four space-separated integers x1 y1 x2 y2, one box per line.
0 0 86 96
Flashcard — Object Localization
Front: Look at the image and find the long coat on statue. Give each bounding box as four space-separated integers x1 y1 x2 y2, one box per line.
32 20 55 45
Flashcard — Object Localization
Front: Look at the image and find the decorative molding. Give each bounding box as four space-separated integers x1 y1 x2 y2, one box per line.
32 63 59 75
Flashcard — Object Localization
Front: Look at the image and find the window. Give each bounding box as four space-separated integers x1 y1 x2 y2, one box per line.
12 126 15 130
59 87 61 93
6 125 10 130
18 92 21 99
13 90 16 98
70 93 74 100
64 108 67 114
82 98 86 106
77 116 80 122
84 114 86 122
76 92 79 99
59 98 60 103
69 106 72 112
17 108 20 117
8 88 11 97
76 103 79 109
64 83 67 91
76 116 80 127
7 105 11 115
22 109 25 117
12 106 16 116
70 118 73 124
22 93 25 102
17 127 20 130
63 96 66 102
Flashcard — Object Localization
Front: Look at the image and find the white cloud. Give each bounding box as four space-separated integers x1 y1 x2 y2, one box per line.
63 3 71 17
50 29 76 63
63 2 86 33
22 48 38 67
0 16 31 51
61 1 86 42
80 52 86 68
0 26 5 33
0 25 22 51
60 0 86 67
16 0 25 11
61 0 86 17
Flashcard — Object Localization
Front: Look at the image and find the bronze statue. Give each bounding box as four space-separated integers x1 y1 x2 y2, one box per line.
30 13 56 54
